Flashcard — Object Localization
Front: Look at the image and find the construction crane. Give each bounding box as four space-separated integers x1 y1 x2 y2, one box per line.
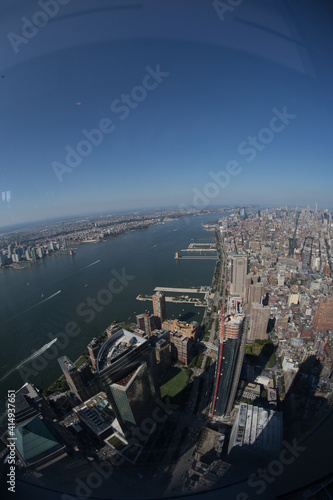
209 308 226 419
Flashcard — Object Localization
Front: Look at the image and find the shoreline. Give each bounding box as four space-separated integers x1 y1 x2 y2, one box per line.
0 213 223 423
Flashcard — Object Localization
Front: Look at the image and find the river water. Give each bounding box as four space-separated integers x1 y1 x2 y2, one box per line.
0 213 224 430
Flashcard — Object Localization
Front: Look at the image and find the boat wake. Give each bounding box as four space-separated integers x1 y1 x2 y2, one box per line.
5 290 62 324
81 260 101 270
0 338 58 383
37 290 61 306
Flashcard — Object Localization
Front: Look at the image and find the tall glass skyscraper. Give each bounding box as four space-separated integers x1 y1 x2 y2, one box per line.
212 314 248 418
97 328 160 435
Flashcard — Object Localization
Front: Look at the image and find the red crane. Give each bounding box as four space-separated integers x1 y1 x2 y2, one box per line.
209 307 225 419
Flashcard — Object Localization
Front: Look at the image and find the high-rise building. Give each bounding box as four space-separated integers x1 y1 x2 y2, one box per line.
152 292 167 324
136 312 159 335
211 313 248 418
8 244 14 257
97 329 160 435
87 338 101 370
106 324 122 338
14 247 24 258
228 404 282 458
37 246 44 259
230 255 248 297
169 331 192 365
31 247 37 261
248 303 270 341
155 339 171 374
149 329 171 374
58 356 102 402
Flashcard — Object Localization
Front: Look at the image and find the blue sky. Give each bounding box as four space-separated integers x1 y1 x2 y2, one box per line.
0 0 332 227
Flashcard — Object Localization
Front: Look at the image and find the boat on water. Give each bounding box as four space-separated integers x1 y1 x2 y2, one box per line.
84 284 88 288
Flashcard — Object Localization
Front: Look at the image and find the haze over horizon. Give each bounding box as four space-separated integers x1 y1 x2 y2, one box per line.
1 200 332 232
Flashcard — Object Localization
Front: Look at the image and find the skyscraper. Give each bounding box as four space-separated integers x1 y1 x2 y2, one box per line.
58 356 102 401
97 328 159 435
136 312 159 335
37 246 44 259
230 255 248 297
169 331 192 365
152 291 167 324
87 337 101 370
211 313 248 418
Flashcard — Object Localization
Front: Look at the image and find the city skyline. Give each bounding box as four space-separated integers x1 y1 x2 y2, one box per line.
0 201 331 232
0 1 332 228
1 202 333 497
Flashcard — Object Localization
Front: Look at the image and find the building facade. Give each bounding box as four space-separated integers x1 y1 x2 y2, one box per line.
136 312 160 335
169 331 192 365
97 329 160 435
152 291 167 324
212 314 248 418
58 356 102 402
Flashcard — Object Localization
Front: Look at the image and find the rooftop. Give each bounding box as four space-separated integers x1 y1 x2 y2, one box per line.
97 328 146 372
58 356 76 372
73 392 116 436
14 416 63 464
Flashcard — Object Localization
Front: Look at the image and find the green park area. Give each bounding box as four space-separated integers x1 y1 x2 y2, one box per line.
160 367 191 401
